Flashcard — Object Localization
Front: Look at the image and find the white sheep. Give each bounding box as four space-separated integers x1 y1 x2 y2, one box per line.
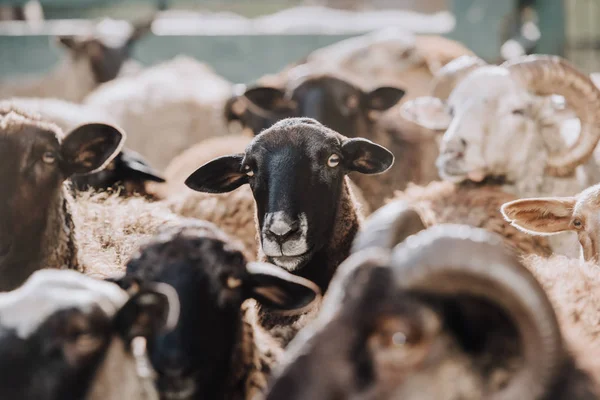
84 55 233 171
401 55 600 257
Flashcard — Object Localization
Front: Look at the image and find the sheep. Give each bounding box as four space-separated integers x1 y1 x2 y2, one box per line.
147 133 371 260
0 104 180 291
116 219 320 400
0 268 179 400
224 29 475 135
84 55 233 171
501 182 600 262
266 225 600 399
0 17 153 103
390 180 552 257
184 117 394 344
400 55 600 197
400 55 600 257
222 72 419 209
4 98 165 197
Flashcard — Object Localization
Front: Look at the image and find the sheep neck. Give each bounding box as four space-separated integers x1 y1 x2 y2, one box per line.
39 186 79 271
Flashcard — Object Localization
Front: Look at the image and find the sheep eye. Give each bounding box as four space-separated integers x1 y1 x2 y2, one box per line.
327 154 340 168
226 276 242 289
512 109 526 116
243 165 254 177
391 331 407 347
573 218 583 230
42 151 57 165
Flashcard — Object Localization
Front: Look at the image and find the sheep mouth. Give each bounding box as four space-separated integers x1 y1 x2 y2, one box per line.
270 249 314 272
159 378 196 400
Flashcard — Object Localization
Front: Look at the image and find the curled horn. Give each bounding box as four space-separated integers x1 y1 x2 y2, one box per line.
391 224 563 400
503 55 600 176
430 55 487 100
351 201 426 253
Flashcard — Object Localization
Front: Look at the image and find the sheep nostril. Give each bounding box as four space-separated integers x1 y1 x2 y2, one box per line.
267 220 300 243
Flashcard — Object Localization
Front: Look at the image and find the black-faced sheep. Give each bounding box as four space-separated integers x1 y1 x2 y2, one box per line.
0 268 179 400
118 220 320 400
0 104 178 290
0 17 153 102
267 225 599 399
223 73 412 209
148 133 371 260
185 118 393 344
4 98 164 197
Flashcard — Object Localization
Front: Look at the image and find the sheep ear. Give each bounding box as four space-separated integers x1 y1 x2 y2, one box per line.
119 150 166 183
244 87 287 111
400 97 452 131
342 138 394 175
501 197 577 235
56 35 80 51
246 262 320 313
114 283 180 341
363 87 406 111
61 123 124 177
185 154 248 193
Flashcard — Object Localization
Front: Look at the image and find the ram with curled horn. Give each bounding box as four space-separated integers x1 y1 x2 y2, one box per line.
401 54 600 195
265 225 600 400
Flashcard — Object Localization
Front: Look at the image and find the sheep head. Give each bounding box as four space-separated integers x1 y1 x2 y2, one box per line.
402 55 600 186
501 183 600 262
56 15 154 84
224 72 405 139
267 225 566 400
0 104 124 290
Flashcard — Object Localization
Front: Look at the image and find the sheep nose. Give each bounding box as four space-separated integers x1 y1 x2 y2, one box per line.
267 220 300 243
444 138 467 158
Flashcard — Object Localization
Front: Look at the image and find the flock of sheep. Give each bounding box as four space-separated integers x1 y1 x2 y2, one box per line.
2 16 600 400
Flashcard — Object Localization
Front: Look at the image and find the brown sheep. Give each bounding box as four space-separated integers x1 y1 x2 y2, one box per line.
0 104 180 290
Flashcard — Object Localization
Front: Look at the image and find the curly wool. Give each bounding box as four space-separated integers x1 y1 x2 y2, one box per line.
73 190 181 278
390 181 552 257
524 255 600 382
84 56 233 171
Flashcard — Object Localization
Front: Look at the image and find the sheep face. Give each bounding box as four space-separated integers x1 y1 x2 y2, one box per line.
56 18 152 84
401 68 556 183
423 67 546 184
227 76 405 138
0 110 123 288
501 183 600 262
0 269 175 400
402 56 600 184
70 149 165 196
122 224 319 400
186 118 393 275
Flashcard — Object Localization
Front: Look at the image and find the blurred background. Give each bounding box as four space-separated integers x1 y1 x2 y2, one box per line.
1 0 596 84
